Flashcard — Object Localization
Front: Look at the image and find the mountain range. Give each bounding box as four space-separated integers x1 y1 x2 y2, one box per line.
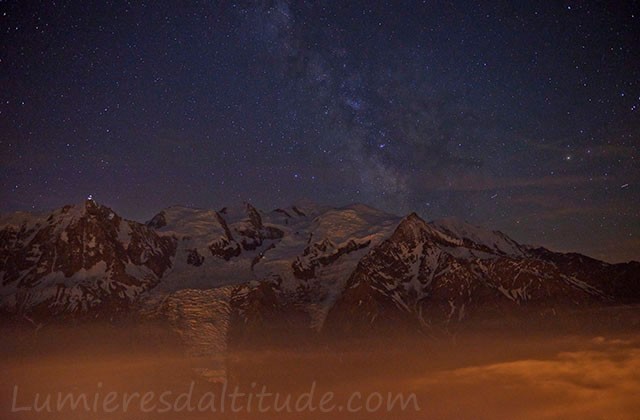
2 199 639 348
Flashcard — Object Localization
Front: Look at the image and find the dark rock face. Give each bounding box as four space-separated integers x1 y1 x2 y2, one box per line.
292 238 371 280
186 249 205 266
233 204 285 251
146 211 167 229
291 206 306 217
208 236 242 260
196 211 242 261
214 211 234 240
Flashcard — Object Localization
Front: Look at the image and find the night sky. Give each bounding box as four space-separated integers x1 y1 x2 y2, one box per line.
1 1 639 262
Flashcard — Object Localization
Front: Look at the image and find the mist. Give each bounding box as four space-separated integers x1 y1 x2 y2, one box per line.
2 308 640 419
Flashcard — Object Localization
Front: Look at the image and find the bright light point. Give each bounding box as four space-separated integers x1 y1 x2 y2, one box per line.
565 155 572 161
87 194 93 200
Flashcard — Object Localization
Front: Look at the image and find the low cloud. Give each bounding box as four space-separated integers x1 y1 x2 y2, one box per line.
411 337 640 419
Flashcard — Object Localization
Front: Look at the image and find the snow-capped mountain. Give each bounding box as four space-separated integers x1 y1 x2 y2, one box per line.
1 200 639 339
0 200 176 317
324 212 622 335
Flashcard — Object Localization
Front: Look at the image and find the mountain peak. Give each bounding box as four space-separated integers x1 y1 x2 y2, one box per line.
390 212 429 242
57 199 114 222
146 210 167 229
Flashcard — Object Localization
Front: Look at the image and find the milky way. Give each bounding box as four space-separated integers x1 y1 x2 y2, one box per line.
1 1 639 262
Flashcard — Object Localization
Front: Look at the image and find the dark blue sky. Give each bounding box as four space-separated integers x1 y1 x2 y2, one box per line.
1 1 639 262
